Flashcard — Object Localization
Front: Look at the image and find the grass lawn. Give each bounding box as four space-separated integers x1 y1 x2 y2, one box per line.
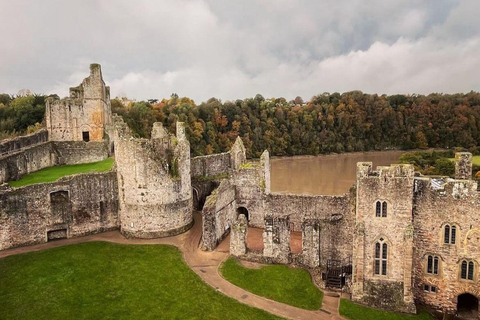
220 257 322 310
339 299 434 320
0 242 283 320
8 158 114 187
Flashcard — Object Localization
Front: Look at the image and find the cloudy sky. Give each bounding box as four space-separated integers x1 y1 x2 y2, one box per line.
0 0 479 103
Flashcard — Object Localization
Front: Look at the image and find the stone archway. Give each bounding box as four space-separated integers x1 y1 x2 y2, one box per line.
236 207 249 221
457 293 479 319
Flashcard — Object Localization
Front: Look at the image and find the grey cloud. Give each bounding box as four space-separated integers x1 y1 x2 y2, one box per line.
0 0 478 103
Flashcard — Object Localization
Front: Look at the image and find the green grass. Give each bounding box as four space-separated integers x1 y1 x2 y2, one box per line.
448 155 480 165
0 242 283 320
8 158 115 187
220 257 322 310
339 299 434 320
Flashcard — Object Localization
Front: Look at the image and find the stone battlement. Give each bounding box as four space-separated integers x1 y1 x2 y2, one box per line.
2 64 480 318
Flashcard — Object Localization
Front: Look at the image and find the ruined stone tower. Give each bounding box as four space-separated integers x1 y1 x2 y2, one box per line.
114 120 193 238
455 152 473 180
46 63 113 142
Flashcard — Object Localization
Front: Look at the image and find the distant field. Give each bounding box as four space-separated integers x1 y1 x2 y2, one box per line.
448 155 480 165
472 156 480 165
8 158 114 188
0 242 282 320
220 257 322 310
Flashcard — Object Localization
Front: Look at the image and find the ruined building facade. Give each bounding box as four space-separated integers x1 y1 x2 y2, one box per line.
46 63 113 142
1 64 480 318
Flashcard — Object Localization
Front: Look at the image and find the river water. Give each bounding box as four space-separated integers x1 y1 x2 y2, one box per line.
270 150 406 195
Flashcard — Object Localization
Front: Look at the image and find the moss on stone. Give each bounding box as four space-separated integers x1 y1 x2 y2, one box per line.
193 174 229 182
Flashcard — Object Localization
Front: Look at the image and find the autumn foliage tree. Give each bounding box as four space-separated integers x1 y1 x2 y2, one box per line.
111 91 480 158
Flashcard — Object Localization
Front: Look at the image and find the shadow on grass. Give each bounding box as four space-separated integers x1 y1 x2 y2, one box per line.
339 299 434 320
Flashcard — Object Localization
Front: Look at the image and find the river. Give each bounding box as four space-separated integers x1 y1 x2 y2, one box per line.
270 150 406 195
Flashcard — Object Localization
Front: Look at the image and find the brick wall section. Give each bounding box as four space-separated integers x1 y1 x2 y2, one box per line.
0 171 119 250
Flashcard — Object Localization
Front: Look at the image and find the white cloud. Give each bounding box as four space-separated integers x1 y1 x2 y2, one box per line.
0 0 479 102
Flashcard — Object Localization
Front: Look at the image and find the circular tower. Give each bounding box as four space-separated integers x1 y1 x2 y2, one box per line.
114 121 192 238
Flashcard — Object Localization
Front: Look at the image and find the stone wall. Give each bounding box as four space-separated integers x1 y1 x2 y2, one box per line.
0 141 110 184
455 152 473 180
192 180 219 210
233 161 266 227
0 142 56 184
263 216 290 264
0 129 48 156
201 179 237 250
0 171 118 250
230 214 247 256
191 136 246 179
266 192 354 266
228 147 354 269
53 141 109 164
114 120 192 238
191 153 231 178
413 176 480 314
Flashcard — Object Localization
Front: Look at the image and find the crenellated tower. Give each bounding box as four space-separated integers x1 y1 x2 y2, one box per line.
352 163 416 313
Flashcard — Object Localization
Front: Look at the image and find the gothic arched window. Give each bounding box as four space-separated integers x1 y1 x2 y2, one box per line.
375 201 387 218
427 255 439 275
444 224 456 244
460 260 474 280
374 238 388 276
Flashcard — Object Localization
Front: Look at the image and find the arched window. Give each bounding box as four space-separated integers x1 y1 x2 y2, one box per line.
374 238 388 276
375 201 387 218
451 226 456 244
427 255 439 275
469 261 474 280
444 225 450 244
444 224 457 244
460 260 474 280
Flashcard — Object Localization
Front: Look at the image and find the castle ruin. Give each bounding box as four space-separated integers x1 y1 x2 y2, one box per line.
1 64 480 318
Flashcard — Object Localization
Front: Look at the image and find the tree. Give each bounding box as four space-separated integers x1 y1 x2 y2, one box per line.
416 131 428 149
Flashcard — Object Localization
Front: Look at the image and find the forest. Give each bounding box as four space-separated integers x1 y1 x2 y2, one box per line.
2 91 480 158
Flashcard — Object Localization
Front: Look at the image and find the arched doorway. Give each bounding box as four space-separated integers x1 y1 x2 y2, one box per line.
237 207 249 221
457 293 479 318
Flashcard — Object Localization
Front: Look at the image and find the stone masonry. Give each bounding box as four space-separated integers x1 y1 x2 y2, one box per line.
46 64 113 142
3 64 480 318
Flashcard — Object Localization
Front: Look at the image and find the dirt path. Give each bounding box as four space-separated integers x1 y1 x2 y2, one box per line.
0 212 345 320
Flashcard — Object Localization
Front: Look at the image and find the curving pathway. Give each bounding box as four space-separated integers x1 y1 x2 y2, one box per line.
0 212 345 320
